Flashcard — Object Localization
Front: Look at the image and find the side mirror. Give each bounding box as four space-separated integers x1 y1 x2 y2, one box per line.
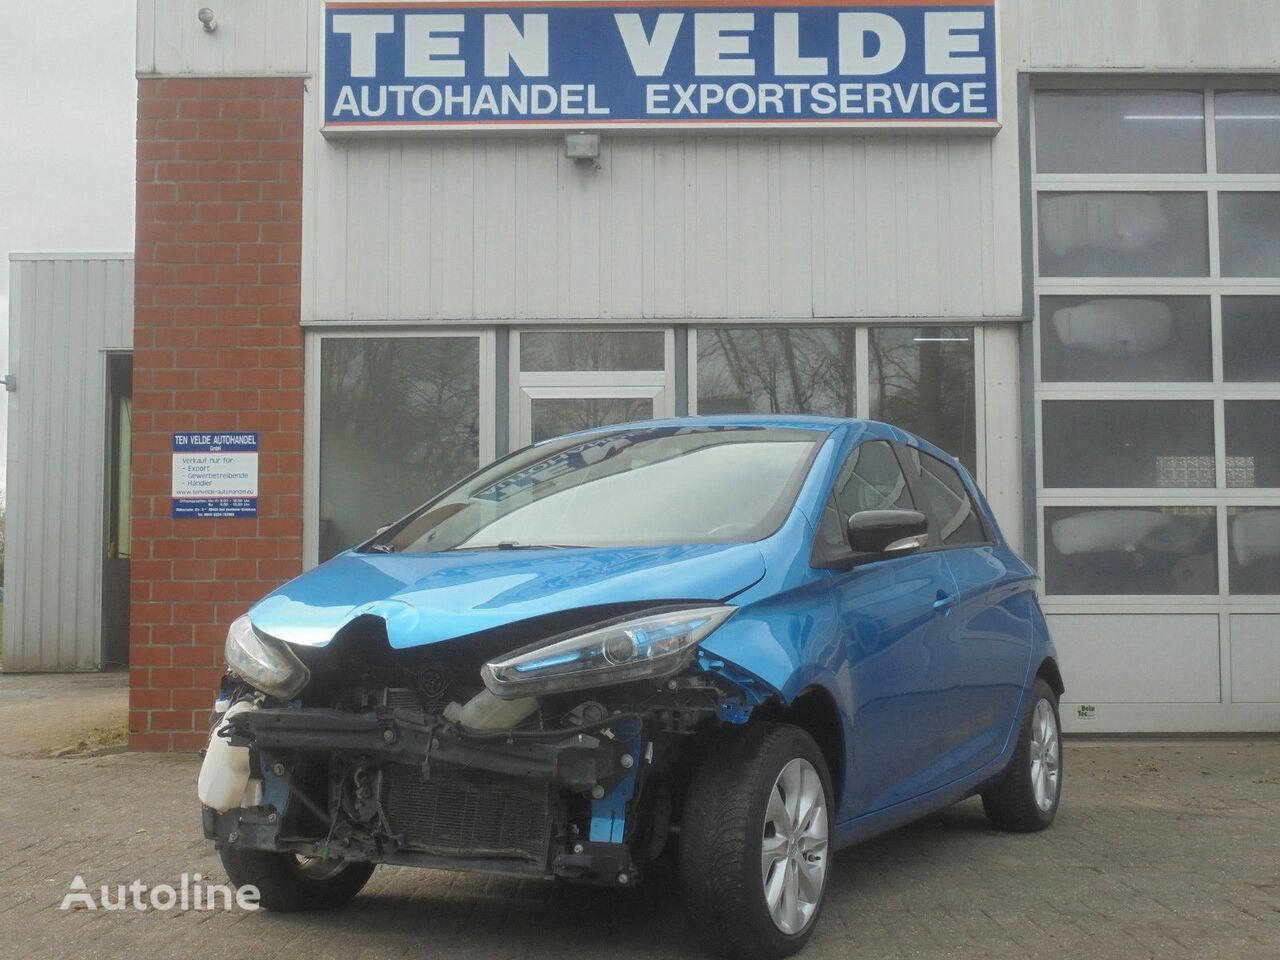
845 510 929 562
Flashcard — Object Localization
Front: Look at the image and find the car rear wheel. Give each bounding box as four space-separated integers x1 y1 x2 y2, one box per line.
680 723 833 960
218 847 375 911
981 678 1062 831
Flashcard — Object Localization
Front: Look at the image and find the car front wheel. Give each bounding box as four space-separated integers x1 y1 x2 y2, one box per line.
218 847 375 911
680 723 833 960
982 678 1063 831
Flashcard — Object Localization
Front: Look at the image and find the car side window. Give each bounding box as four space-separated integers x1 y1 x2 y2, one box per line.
834 440 915 515
901 447 988 547
814 441 915 562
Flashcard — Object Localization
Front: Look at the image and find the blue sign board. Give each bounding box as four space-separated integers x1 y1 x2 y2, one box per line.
323 0 999 132
171 433 260 519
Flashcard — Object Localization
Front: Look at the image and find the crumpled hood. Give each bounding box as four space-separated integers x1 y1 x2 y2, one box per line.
249 543 767 648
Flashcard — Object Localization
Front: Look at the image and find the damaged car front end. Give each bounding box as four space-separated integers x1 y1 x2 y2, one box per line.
202 601 760 886
198 423 824 903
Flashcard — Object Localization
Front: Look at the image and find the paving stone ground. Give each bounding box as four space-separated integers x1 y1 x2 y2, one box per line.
2 673 1279 960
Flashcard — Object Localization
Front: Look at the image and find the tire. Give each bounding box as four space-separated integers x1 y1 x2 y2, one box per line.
218 847 375 912
982 678 1063 832
680 723 834 960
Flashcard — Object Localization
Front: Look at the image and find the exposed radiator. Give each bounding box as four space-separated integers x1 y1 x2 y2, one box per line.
383 763 551 864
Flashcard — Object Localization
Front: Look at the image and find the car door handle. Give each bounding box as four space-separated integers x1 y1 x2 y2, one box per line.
933 591 957 615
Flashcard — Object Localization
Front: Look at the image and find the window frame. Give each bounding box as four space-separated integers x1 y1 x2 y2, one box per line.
303 327 497 569
894 442 995 551
809 437 993 569
1031 81 1280 605
688 322 986 483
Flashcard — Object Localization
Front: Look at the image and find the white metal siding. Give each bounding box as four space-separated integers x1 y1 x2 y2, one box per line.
304 133 1024 323
1017 0 1280 72
3 256 134 671
300 0 1024 324
136 0 310 77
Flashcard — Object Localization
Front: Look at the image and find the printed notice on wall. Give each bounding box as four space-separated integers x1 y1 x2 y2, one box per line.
171 433 259 519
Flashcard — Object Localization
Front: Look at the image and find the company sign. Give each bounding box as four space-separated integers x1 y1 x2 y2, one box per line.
323 0 999 132
172 433 259 519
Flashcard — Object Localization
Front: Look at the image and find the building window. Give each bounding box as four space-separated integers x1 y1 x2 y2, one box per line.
1039 296 1212 383
695 327 856 419
318 336 482 561
695 324 977 472
1034 84 1280 599
868 327 975 470
1034 90 1206 174
1044 506 1218 596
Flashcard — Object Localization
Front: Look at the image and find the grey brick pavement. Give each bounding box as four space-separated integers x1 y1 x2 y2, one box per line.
2 738 1279 959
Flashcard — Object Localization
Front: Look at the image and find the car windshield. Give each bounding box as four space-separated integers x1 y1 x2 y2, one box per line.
369 425 825 553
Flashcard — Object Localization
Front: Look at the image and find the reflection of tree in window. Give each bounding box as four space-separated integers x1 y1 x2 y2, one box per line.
530 397 652 443
319 338 480 560
697 328 855 417
520 331 664 372
869 327 976 470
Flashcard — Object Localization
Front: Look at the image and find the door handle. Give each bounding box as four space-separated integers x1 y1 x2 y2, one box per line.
933 591 957 615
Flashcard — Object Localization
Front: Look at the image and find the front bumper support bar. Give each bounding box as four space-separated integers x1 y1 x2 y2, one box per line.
224 706 624 793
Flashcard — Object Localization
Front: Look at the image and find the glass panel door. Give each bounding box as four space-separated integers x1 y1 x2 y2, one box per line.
511 329 675 447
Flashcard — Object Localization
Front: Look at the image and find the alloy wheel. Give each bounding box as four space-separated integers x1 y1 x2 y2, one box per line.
760 757 829 935
1029 698 1061 812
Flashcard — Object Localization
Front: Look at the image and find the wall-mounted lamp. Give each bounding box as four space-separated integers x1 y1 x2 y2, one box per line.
0 374 16 393
197 7 218 33
564 132 600 162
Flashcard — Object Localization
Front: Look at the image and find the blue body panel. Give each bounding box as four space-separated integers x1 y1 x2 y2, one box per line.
250 415 1058 850
249 541 767 648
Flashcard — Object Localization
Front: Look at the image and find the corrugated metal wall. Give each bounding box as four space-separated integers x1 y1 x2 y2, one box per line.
136 0 310 77
1016 0 1280 71
3 256 134 670
301 0 1024 323
304 133 1024 323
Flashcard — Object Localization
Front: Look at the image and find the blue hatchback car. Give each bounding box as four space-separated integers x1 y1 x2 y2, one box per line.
198 416 1063 959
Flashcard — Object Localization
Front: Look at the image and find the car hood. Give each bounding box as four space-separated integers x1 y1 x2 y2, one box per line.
248 543 768 649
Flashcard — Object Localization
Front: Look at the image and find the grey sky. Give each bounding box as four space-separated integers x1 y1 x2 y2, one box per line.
0 1 137 497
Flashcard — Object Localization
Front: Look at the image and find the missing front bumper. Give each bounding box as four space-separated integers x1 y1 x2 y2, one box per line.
202 704 638 880
224 705 627 792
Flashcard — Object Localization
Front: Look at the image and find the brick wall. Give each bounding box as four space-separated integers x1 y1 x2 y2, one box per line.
130 78 305 751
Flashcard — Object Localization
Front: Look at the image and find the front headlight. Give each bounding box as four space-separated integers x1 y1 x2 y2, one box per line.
481 606 735 699
224 615 310 700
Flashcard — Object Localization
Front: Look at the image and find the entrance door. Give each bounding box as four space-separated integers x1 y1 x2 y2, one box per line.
511 329 675 446
101 353 132 668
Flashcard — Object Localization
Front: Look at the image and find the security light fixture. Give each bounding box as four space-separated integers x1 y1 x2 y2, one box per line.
564 132 600 162
198 7 218 33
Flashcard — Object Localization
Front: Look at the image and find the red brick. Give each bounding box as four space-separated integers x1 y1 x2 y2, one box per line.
172 730 210 753
221 99 262 120
131 645 173 667
158 79 201 98
197 119 239 141
173 686 217 709
150 668 194 690
139 97 179 119
151 710 196 732
173 646 217 668
131 688 172 710
133 78 305 753
129 732 170 751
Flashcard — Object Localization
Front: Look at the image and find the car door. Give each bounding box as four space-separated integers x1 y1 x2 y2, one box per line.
813 439 965 817
896 445 1033 784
